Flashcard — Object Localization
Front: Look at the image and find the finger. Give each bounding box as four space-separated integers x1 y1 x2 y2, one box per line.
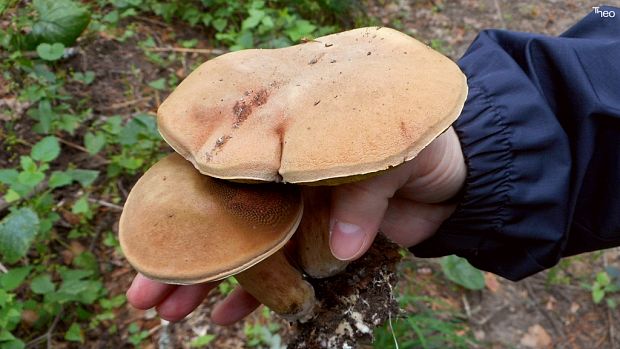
380 197 457 247
329 164 413 261
156 282 219 322
211 286 261 326
127 273 178 310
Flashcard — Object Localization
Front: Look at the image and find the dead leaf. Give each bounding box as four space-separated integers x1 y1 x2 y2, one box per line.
61 209 81 226
545 296 556 311
484 272 501 293
570 302 580 314
520 324 552 348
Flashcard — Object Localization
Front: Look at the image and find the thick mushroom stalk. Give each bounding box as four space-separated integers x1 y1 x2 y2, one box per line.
119 154 315 321
296 187 348 278
236 249 315 322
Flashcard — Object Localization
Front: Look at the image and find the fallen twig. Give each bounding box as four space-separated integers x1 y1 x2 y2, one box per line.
88 198 123 211
146 47 226 55
25 307 63 349
56 137 110 164
523 280 566 341
96 97 151 112
492 0 507 29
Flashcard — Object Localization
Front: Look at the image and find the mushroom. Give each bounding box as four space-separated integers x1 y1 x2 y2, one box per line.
155 27 467 278
119 154 315 321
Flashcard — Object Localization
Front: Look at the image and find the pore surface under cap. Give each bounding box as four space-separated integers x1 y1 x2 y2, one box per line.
158 27 467 183
119 154 303 284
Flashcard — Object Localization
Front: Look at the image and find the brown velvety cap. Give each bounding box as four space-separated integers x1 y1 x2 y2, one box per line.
118 153 303 284
158 27 467 183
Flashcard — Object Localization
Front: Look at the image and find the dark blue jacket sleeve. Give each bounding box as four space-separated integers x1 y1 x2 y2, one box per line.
409 7 620 281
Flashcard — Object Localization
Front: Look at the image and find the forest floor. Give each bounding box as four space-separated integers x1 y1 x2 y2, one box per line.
3 1 620 348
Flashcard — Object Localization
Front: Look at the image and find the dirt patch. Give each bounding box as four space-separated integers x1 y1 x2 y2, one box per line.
289 236 402 348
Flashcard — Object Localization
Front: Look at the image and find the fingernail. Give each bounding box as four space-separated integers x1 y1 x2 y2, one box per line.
330 220 366 261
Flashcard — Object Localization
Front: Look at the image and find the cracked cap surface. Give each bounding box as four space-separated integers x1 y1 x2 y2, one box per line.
158 27 467 184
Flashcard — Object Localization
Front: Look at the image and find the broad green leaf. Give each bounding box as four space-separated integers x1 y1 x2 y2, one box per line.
0 266 33 291
20 157 36 173
0 339 25 349
285 19 316 42
0 208 39 263
3 190 21 203
147 78 166 90
212 18 227 32
190 334 216 347
73 71 95 85
73 252 98 274
593 287 605 304
48 171 73 188
241 9 265 30
103 10 119 24
31 136 61 162
17 171 45 188
66 169 99 187
64 323 83 343
72 196 89 215
440 255 485 290
30 274 55 294
36 43 65 61
0 169 19 187
0 329 16 341
84 132 106 155
597 271 610 287
28 0 91 47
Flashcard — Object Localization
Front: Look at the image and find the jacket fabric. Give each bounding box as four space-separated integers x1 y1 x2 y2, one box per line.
410 6 620 281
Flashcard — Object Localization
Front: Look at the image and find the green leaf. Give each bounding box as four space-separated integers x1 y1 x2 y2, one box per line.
20 156 37 173
242 9 265 30
28 0 91 47
3 190 21 203
597 271 611 287
64 323 83 343
17 171 44 188
0 329 16 342
0 339 25 349
212 18 227 32
36 43 65 61
66 169 99 187
102 10 119 24
285 19 316 42
190 334 216 347
0 266 33 291
0 208 39 263
72 196 90 216
31 136 61 162
30 274 55 294
48 171 73 188
73 251 98 274
147 78 166 90
593 288 605 304
0 169 19 187
440 255 485 290
83 132 106 155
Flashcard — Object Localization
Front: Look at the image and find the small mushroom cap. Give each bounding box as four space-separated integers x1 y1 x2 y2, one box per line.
158 27 467 184
119 153 303 284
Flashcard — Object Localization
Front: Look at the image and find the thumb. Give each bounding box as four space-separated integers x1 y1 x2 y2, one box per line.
329 163 414 261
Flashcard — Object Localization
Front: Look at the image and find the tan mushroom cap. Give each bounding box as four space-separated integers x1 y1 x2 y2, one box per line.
158 27 468 184
118 153 303 284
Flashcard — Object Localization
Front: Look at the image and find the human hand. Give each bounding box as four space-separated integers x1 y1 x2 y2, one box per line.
126 126 465 323
329 126 465 260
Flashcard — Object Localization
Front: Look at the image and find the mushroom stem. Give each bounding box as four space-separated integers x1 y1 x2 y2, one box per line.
236 249 316 322
296 187 349 278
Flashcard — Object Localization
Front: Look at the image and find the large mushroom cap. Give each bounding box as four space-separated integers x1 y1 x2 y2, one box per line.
158 27 467 184
118 153 303 284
